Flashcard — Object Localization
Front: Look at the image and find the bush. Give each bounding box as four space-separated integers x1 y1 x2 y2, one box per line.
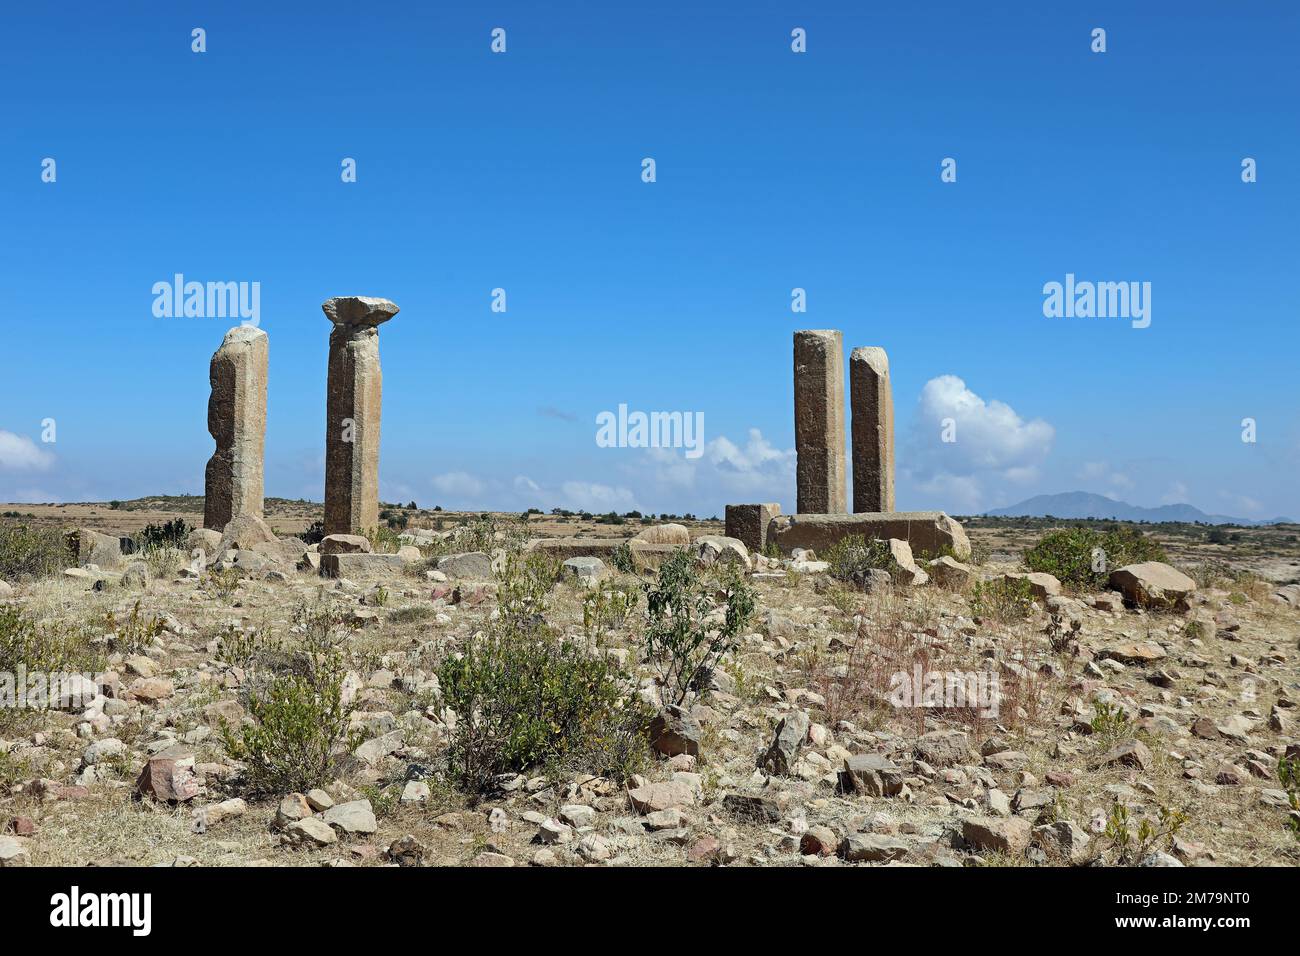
496 550 560 622
642 548 756 707
438 623 648 796
0 523 72 581
1022 527 1166 591
101 601 165 656
137 519 190 551
221 626 355 796
969 576 1034 622
609 541 635 574
824 534 892 583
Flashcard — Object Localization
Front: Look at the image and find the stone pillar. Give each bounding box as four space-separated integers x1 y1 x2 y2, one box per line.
204 326 268 532
323 296 399 536
850 346 895 513
793 330 847 514
725 503 781 555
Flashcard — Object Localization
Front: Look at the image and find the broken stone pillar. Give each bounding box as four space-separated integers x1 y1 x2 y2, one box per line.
204 326 268 532
323 296 399 536
850 347 895 513
793 330 847 514
725 503 781 555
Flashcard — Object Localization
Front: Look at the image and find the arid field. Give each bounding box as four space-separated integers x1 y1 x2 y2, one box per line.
1 499 1297 868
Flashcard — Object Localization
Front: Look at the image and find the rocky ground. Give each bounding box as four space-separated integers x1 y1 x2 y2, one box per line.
1 502 1297 868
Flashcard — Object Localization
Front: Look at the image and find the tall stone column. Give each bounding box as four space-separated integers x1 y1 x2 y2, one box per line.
793 329 847 514
850 346 895 513
323 296 399 536
204 326 268 531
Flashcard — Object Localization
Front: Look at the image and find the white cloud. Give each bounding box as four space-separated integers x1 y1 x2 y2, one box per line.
0 430 54 471
513 475 541 495
431 471 486 498
1160 481 1190 505
902 376 1053 512
559 480 640 513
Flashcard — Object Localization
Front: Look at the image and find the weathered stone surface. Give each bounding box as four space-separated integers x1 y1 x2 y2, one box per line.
64 529 122 569
850 347 895 514
320 552 405 580
768 511 971 561
840 832 910 863
843 753 905 796
963 816 1031 855
436 551 494 580
322 799 378 835
0 836 29 867
692 535 751 569
914 729 972 767
793 330 847 514
929 555 974 590
320 533 371 555
217 513 279 555
649 706 702 758
633 523 691 546
1096 738 1152 771
628 781 695 813
1096 642 1167 666
561 556 609 585
203 326 268 532
760 711 810 776
323 296 398 536
887 539 929 586
724 503 781 555
284 817 336 847
1108 562 1196 608
136 746 200 802
999 571 1061 601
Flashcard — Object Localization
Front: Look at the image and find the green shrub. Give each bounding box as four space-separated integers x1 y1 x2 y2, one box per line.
823 534 892 584
438 624 647 796
0 523 72 581
582 581 640 640
642 548 756 707
1022 527 1166 591
221 627 355 796
496 550 560 623
609 541 635 574
137 519 190 551
101 601 165 656
969 576 1034 622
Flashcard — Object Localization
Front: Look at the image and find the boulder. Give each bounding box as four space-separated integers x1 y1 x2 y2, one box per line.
648 706 702 758
136 746 201 802
963 816 1031 855
759 711 811 776
887 539 929 586
64 529 122 568
436 551 494 581
561 556 609 585
692 535 751 570
321 553 405 580
999 571 1061 601
928 556 973 590
633 523 692 546
1108 562 1196 608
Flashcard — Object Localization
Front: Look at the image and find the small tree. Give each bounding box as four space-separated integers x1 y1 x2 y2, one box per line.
642 549 755 707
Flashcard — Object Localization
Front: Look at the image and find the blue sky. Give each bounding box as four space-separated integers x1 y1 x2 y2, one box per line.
1 1 1297 519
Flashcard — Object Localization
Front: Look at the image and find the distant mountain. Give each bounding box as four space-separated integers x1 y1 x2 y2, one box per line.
986 491 1293 526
